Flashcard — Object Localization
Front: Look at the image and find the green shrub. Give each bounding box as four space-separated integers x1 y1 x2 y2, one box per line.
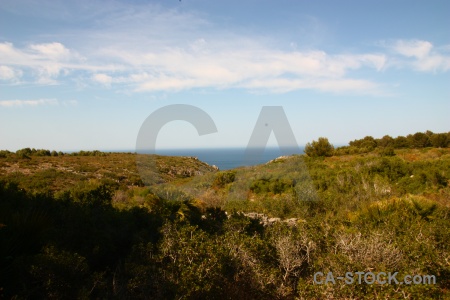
409 132 431 148
349 136 377 150
212 171 236 188
34 149 51 156
0 150 11 158
379 146 395 157
377 135 395 148
431 133 449 148
393 136 411 148
305 137 334 157
250 177 294 195
16 148 32 159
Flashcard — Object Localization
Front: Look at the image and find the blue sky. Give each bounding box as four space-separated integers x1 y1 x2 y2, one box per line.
1 0 449 151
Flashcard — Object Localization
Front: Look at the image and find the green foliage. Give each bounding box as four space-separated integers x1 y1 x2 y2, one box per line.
394 135 411 148
431 133 449 147
250 177 294 195
1 134 450 299
377 134 394 147
335 131 449 156
369 157 410 181
0 150 11 158
409 132 432 148
34 149 51 156
212 170 236 188
56 180 117 206
16 148 31 159
70 150 107 156
350 135 378 150
305 137 334 157
378 146 395 156
334 145 367 155
14 148 56 158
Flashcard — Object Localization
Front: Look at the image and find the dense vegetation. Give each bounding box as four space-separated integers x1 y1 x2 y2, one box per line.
1 131 449 299
335 130 450 156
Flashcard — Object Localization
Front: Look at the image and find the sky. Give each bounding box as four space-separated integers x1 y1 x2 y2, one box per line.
0 0 449 151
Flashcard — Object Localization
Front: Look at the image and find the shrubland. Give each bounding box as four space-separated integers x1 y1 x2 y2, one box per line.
0 131 449 299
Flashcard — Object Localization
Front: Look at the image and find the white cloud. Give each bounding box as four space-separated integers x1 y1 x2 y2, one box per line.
356 54 387 71
92 73 113 85
414 54 450 72
0 3 447 94
0 98 58 107
0 42 23 61
393 40 432 58
0 41 102 85
0 65 22 81
123 49 387 93
0 42 66 84
29 42 71 59
389 39 450 72
0 0 391 95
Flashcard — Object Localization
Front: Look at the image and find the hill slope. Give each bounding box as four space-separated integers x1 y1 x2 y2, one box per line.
0 146 449 299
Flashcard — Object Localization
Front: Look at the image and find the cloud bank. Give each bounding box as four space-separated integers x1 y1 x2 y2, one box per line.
0 3 449 94
390 39 450 72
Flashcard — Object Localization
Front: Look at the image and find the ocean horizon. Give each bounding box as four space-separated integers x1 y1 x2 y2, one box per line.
141 147 305 170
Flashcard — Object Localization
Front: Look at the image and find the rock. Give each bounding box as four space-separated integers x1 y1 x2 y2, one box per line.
241 212 304 226
284 218 298 226
266 155 289 164
268 217 281 224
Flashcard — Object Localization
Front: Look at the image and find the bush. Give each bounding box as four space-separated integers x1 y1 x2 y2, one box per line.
35 149 51 157
377 135 395 148
305 137 334 157
349 136 377 150
16 148 32 159
250 177 294 195
0 150 11 158
212 171 236 188
431 133 449 148
394 136 411 148
70 150 107 157
379 146 395 157
409 132 431 148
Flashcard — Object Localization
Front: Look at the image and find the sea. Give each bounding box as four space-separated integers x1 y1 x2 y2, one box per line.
151 147 305 170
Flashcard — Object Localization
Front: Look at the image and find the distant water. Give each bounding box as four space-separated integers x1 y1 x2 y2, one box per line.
152 147 304 170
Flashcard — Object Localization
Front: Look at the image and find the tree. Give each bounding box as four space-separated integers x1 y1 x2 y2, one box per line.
349 136 377 150
379 146 395 157
16 148 32 159
410 132 431 148
430 133 448 148
304 137 334 157
393 136 410 148
377 135 394 148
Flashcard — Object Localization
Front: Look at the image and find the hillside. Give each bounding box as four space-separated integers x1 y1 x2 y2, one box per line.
1 142 449 299
0 152 218 194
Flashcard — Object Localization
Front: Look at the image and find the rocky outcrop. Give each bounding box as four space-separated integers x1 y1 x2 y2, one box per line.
266 155 289 164
236 212 304 226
